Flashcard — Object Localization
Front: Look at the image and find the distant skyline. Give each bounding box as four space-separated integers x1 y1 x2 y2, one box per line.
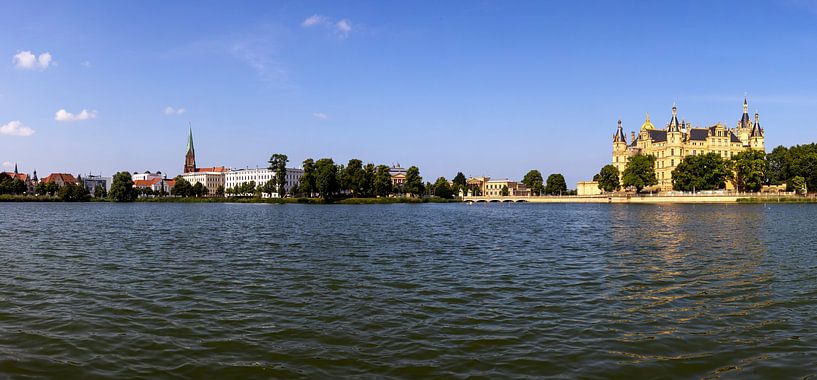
3 1 817 185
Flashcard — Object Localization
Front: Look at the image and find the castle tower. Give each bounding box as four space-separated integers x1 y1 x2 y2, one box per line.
184 126 197 173
664 103 683 190
736 97 753 145
749 111 765 151
612 119 628 175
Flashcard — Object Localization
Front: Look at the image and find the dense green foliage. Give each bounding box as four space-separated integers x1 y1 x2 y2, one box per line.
404 166 424 196
596 165 620 192
731 150 767 192
500 185 509 196
58 183 91 201
171 177 192 197
671 153 730 191
315 158 339 200
341 159 367 197
432 177 453 199
622 154 657 193
268 153 288 196
522 170 544 195
300 158 316 197
109 172 137 202
452 172 467 194
767 144 817 192
544 173 567 195
787 176 807 194
0 173 27 195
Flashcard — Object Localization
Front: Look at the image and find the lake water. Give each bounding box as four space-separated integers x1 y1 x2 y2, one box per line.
0 202 815 378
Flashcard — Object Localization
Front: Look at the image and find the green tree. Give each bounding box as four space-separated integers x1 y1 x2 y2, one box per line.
597 165 620 193
363 163 376 197
261 179 276 197
522 170 545 195
671 153 730 192
787 176 807 194
300 158 316 197
373 165 393 197
172 176 192 197
93 184 107 199
545 173 567 195
500 185 509 196
432 177 453 198
268 153 289 197
191 182 206 197
404 166 424 196
622 154 658 193
109 171 137 202
732 150 767 192
452 172 467 194
315 158 338 200
58 183 90 202
215 185 225 197
342 159 367 197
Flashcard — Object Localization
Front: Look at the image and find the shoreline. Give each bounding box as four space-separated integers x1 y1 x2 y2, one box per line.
2 194 815 204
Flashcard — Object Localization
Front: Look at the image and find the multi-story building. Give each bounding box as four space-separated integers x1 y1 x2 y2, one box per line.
41 173 77 187
133 177 175 194
2 164 35 193
613 98 766 191
389 164 407 188
132 171 164 182
225 167 304 197
81 174 111 196
467 176 530 197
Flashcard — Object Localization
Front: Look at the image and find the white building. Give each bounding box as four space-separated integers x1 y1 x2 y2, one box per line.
225 167 303 197
132 171 164 182
179 167 227 195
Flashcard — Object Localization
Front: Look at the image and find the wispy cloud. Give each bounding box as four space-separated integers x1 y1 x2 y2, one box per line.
1 161 13 168
164 106 186 115
55 109 97 122
13 51 53 70
313 112 329 120
81 60 92 68
301 14 353 38
166 25 290 85
0 121 35 136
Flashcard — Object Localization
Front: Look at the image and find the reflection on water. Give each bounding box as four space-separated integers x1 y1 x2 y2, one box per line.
0 202 815 378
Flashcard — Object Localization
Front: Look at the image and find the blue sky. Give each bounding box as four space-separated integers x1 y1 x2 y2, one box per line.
3 1 817 186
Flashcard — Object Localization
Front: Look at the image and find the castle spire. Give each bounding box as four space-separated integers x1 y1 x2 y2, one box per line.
740 97 751 128
14 163 18 175
668 103 681 132
751 111 763 137
613 119 626 143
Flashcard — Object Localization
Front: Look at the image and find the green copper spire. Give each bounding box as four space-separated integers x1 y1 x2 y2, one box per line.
186 123 195 154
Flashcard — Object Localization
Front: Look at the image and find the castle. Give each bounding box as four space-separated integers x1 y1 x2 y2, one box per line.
612 98 765 191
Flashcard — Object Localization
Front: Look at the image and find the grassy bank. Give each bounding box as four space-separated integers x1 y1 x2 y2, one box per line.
736 196 817 203
0 195 61 202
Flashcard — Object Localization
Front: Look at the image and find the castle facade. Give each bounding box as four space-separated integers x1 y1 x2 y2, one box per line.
612 98 765 191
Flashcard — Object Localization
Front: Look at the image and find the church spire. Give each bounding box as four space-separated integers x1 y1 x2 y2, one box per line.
186 123 195 155
184 123 197 173
14 163 18 175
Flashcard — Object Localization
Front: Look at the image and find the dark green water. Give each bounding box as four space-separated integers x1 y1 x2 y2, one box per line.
0 203 815 378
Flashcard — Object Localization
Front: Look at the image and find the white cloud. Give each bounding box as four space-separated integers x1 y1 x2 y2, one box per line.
2 161 14 168
0 121 35 136
164 106 186 115
13 51 53 70
81 60 92 68
302 14 328 27
301 14 353 37
313 112 329 120
335 19 352 37
54 109 97 122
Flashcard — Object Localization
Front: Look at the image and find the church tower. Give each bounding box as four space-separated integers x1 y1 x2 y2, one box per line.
184 126 197 173
612 119 628 175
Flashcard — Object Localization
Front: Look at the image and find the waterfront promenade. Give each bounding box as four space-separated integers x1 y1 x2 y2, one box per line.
463 192 804 204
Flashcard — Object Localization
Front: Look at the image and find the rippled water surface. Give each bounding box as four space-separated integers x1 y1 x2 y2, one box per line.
1 203 816 378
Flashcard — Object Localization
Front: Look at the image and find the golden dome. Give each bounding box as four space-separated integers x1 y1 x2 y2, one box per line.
640 112 655 131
